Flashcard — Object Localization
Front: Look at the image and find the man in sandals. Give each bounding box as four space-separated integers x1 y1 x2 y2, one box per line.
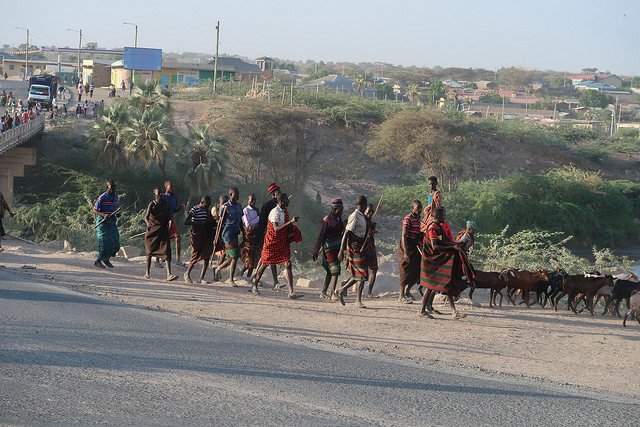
143 187 178 282
251 193 303 299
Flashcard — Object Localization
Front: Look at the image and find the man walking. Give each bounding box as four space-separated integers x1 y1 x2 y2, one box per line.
251 193 303 299
256 183 282 288
335 195 369 308
161 180 185 266
313 198 344 300
213 187 244 286
184 196 215 284
144 187 178 281
93 180 120 269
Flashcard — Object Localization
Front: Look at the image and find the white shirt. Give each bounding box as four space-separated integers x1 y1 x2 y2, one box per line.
268 205 286 225
242 205 260 228
345 209 367 239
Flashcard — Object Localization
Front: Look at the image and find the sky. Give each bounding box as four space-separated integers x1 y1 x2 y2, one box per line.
1 0 639 75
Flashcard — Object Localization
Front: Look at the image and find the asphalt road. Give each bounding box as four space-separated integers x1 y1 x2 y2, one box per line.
0 271 638 426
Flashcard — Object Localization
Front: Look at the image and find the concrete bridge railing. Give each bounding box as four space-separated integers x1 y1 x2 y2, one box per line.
0 115 45 155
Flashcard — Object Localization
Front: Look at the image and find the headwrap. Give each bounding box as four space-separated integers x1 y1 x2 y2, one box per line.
466 220 478 230
267 183 280 195
330 198 343 207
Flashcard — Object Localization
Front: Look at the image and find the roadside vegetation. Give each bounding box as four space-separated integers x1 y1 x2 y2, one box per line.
6 79 640 271
382 166 640 247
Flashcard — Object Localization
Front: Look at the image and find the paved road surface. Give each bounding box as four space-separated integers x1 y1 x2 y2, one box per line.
0 271 637 425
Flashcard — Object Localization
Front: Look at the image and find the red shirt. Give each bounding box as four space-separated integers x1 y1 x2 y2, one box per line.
402 213 422 240
427 221 453 242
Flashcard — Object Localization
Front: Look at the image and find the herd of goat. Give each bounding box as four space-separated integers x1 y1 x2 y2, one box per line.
467 268 640 327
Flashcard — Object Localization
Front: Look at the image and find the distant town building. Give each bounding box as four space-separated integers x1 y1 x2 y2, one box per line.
299 74 376 97
569 73 623 88
476 80 497 90
573 81 628 94
110 56 262 87
442 79 463 88
255 57 274 71
82 59 112 87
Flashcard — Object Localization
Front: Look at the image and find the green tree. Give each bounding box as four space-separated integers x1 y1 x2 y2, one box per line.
425 81 445 105
479 93 507 104
353 75 367 97
374 83 395 100
405 84 422 104
579 90 613 108
89 101 131 173
124 106 172 178
549 75 566 88
130 79 170 112
176 125 225 203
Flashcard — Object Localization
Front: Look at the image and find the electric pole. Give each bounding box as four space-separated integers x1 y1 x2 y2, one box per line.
16 27 29 79
213 21 220 94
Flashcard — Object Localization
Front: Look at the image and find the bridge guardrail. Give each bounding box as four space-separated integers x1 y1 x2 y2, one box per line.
0 115 45 155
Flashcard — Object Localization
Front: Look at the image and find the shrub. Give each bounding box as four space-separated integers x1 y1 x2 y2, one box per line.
381 167 639 246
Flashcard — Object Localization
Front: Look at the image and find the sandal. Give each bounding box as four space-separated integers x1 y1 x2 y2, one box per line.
288 292 304 300
166 275 179 282
452 311 467 320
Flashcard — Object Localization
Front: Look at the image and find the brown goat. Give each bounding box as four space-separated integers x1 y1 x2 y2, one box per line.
468 270 507 308
503 269 550 308
556 274 613 316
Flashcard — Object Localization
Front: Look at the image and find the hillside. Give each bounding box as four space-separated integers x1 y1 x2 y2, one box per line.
176 96 640 202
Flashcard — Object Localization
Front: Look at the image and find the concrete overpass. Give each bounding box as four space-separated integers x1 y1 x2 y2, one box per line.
0 115 43 206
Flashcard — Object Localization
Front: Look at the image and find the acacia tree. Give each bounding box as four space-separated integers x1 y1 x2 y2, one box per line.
213 101 327 192
366 109 470 188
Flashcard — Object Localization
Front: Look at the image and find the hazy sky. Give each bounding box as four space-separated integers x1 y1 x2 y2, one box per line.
2 0 638 74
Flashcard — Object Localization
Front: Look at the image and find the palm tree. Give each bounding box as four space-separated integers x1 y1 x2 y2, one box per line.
406 84 422 104
124 106 171 178
89 101 131 172
177 124 226 203
353 76 367 97
129 79 170 112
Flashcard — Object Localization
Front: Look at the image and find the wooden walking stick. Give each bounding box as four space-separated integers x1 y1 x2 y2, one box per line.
360 194 383 253
212 205 228 250
93 207 121 229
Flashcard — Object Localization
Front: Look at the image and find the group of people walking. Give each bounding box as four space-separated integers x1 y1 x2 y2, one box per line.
91 176 479 319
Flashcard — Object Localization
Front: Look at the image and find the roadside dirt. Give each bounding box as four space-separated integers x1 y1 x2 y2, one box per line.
1 240 638 398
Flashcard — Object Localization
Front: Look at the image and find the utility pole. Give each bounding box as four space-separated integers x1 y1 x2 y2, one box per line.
123 22 138 89
213 21 220 94
16 27 29 79
67 28 82 82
